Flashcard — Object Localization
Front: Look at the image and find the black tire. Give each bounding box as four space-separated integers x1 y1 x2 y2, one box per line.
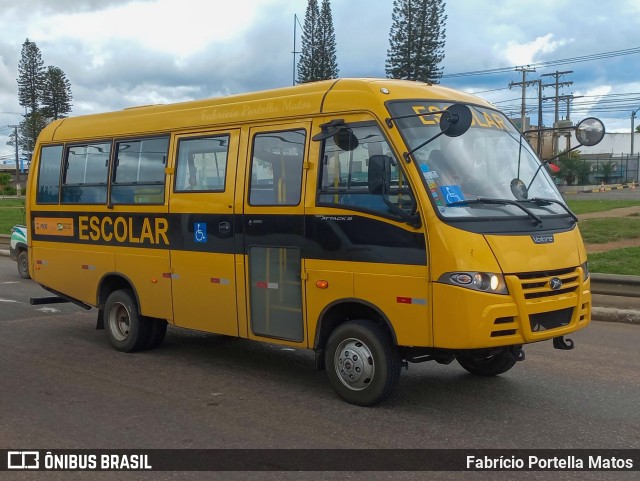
325 320 401 406
104 289 150 352
457 349 517 376
144 318 168 350
17 250 30 279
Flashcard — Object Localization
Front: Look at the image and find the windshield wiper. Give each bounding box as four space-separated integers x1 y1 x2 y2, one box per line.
522 197 579 223
447 197 542 226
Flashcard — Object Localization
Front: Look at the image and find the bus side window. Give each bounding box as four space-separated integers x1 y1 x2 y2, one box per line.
316 122 415 219
111 136 169 204
249 129 306 206
36 145 63 204
61 142 110 204
174 135 230 192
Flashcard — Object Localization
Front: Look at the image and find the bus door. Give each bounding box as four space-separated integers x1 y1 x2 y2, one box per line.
242 124 309 344
168 130 240 336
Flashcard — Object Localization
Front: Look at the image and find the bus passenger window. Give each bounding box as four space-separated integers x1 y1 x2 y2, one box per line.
317 122 415 219
111 136 169 204
175 135 230 192
249 129 306 206
61 142 110 204
36 145 63 204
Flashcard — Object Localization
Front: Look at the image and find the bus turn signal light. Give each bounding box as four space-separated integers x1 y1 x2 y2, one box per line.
316 280 329 289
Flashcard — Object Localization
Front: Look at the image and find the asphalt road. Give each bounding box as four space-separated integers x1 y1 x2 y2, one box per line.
0 256 639 481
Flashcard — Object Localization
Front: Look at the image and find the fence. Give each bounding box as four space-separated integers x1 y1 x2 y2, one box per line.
575 153 640 185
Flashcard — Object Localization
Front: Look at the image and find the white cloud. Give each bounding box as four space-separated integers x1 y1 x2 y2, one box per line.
29 0 283 59
504 34 567 66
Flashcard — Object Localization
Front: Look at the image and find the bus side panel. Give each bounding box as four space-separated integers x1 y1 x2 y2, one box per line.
32 243 115 306
116 249 173 321
170 251 237 335
354 268 430 347
304 260 354 348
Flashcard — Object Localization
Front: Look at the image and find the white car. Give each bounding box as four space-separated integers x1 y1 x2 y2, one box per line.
9 225 29 279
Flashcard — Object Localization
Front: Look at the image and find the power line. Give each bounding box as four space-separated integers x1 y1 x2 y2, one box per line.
443 46 640 79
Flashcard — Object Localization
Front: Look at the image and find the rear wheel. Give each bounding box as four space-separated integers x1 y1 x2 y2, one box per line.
104 289 150 352
325 320 401 406
17 250 30 279
456 349 517 376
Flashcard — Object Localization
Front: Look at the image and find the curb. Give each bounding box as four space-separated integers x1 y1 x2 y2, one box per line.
591 307 640 325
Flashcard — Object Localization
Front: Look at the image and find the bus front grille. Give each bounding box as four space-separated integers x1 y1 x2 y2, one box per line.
513 267 580 300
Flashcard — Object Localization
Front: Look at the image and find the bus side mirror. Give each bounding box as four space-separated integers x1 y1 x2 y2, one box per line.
368 155 392 195
575 117 605 147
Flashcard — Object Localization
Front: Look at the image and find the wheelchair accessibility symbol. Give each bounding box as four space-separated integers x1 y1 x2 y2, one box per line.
194 222 207 243
439 185 465 205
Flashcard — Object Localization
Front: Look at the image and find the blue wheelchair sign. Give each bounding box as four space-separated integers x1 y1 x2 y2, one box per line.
194 222 207 243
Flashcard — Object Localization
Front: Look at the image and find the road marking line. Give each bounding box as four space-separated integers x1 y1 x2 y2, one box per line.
35 307 60 313
0 298 21 303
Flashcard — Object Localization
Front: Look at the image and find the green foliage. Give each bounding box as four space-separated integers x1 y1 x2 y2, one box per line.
0 198 26 234
41 66 73 120
17 39 45 112
386 0 447 83
597 161 617 184
0 173 10 198
576 162 591 185
297 0 339 83
557 158 580 186
579 218 640 244
16 39 73 155
588 248 640 275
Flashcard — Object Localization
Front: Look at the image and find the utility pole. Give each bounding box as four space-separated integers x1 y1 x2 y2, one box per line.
541 71 573 156
509 67 536 132
14 125 19 189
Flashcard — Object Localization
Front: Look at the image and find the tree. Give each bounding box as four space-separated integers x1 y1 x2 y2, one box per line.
41 66 73 120
598 161 617 184
317 0 338 80
635 125 640 133
297 0 339 83
18 111 49 153
15 39 73 157
17 39 44 114
0 173 10 198
386 0 447 83
557 150 582 186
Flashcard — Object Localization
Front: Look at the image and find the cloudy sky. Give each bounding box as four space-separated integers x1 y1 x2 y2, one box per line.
1 0 639 160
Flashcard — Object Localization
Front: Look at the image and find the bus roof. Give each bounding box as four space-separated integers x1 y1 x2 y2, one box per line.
39 78 492 143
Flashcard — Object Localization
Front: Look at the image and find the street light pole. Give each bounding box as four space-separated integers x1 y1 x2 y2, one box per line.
292 14 302 86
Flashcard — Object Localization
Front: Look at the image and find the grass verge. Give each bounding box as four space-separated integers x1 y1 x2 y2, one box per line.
0 198 26 234
579 217 640 244
588 247 640 275
565 199 640 215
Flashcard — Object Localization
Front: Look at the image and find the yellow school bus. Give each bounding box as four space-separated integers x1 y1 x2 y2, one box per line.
27 78 603 406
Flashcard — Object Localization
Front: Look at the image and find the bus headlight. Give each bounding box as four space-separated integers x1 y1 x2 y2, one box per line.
440 272 509 294
581 261 590 281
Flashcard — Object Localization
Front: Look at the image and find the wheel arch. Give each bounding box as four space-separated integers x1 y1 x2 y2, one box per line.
313 298 398 352
96 272 140 310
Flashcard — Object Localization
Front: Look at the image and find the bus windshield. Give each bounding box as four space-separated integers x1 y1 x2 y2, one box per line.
388 101 567 220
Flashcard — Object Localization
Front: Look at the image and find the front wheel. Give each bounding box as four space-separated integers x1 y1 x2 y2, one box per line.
456 349 517 376
104 289 150 352
325 320 401 406
17 250 30 279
